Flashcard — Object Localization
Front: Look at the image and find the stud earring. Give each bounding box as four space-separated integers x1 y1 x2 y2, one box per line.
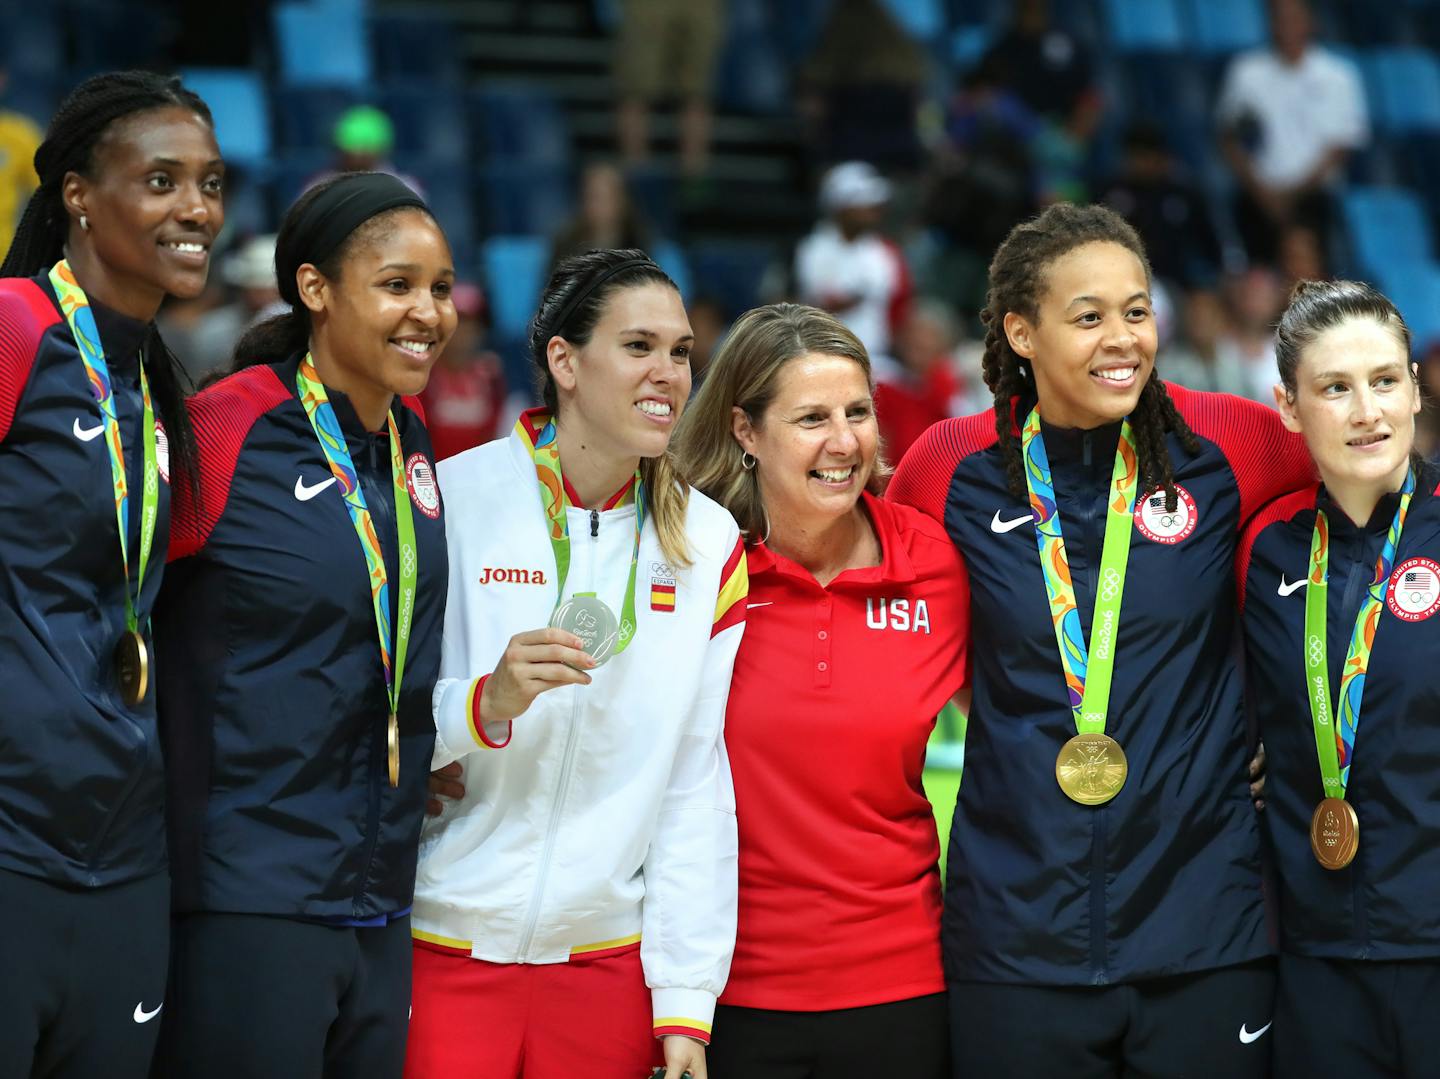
79 215 89 232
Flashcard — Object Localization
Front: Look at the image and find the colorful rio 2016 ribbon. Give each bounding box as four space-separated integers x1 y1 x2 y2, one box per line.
515 410 646 656
1303 466 1414 801
48 259 159 705
1021 409 1140 806
295 354 417 787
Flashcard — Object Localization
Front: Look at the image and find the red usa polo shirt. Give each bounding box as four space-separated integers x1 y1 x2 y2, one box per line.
721 492 970 1011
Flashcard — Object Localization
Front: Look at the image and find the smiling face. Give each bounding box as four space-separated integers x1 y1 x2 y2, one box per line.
63 106 225 316
1004 241 1157 430
549 281 693 462
1277 317 1419 495
303 209 458 405
733 352 878 531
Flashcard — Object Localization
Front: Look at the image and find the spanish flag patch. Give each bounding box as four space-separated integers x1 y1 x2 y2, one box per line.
651 579 676 611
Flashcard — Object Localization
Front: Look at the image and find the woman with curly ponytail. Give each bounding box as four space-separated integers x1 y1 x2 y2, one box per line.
0 70 222 1078
889 203 1314 1078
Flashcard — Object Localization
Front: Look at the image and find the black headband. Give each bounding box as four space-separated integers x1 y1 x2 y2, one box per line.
278 172 428 304
545 257 657 339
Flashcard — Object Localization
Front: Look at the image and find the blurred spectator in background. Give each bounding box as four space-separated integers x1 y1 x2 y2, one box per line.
1100 122 1223 291
922 58 1039 318
420 282 507 462
548 161 652 274
1222 266 1286 402
184 234 283 384
795 161 912 362
1277 222 1328 288
0 68 41 259
1216 0 1368 265
977 0 1101 203
614 0 724 178
307 104 425 197
1160 288 1254 397
686 294 730 387
799 0 928 171
874 298 975 462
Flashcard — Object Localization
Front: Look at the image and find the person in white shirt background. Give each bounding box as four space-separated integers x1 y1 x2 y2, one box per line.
794 160 913 366
1217 0 1369 265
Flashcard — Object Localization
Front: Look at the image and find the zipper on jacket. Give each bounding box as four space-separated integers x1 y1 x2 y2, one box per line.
517 508 599 958
354 435 391 915
1077 429 1111 984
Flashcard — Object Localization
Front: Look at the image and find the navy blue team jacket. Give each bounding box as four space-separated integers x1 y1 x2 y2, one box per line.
0 273 173 888
155 353 447 920
889 384 1313 986
1241 463 1440 960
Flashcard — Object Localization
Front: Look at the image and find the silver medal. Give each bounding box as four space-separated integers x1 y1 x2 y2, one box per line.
550 594 621 666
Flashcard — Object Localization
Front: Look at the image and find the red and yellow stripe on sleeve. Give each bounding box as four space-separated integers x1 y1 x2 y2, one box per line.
653 1017 713 1044
711 536 747 638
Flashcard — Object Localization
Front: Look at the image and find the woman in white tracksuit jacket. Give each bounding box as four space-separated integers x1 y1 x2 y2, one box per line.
405 249 747 1079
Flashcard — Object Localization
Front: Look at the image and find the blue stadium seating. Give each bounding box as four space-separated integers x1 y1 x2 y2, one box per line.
1369 47 1440 133
1375 261 1440 349
880 0 947 43
1181 0 1267 55
650 239 693 301
1342 186 1435 276
1100 0 1185 51
408 165 477 266
482 234 550 350
690 241 779 317
468 85 571 165
379 85 468 166
273 3 372 88
180 70 272 171
476 162 574 235
371 12 463 84
273 86 362 154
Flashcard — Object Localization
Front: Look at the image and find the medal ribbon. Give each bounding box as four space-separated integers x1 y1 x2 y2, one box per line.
1303 467 1414 799
48 260 158 634
1021 409 1140 735
515 411 645 654
296 355 417 722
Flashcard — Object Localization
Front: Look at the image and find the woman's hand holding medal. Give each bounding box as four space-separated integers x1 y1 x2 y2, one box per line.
480 626 597 725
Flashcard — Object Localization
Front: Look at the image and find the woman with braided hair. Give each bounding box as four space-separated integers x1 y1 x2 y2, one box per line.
889 203 1313 1077
0 71 223 1076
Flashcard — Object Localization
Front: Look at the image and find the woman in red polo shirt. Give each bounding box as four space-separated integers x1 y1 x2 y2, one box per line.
673 303 969 1078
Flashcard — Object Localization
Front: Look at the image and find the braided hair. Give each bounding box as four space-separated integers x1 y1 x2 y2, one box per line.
1 70 217 502
980 202 1199 510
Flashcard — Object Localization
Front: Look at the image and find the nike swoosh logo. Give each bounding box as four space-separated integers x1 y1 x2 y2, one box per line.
294 475 338 502
1239 1021 1271 1044
133 1001 163 1024
747 602 773 610
991 510 1034 534
73 417 104 442
1278 576 1308 597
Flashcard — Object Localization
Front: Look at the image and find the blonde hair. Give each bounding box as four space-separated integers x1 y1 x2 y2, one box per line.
533 248 691 568
674 303 888 540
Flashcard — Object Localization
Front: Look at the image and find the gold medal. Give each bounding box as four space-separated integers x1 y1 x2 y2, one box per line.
387 712 400 788
115 629 148 707
1056 732 1128 805
1309 797 1359 870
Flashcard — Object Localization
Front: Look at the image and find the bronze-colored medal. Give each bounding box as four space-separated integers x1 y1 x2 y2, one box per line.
387 712 400 788
1056 732 1128 805
1309 797 1359 870
115 629 148 707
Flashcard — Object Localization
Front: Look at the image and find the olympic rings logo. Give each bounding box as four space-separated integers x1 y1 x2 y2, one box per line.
1099 568 1122 602
1157 512 1182 528
1307 634 1324 667
402 544 417 577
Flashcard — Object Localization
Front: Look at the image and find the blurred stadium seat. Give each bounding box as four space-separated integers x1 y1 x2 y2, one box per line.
1343 186 1435 276
1181 0 1268 55
181 70 272 171
482 235 550 345
273 3 372 88
1100 0 1185 52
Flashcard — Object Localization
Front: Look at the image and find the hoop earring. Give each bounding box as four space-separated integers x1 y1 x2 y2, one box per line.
741 451 756 471
79 214 89 232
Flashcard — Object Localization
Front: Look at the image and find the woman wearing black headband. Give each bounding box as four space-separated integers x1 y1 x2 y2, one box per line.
408 248 744 1079
151 172 455 1077
0 71 222 1079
